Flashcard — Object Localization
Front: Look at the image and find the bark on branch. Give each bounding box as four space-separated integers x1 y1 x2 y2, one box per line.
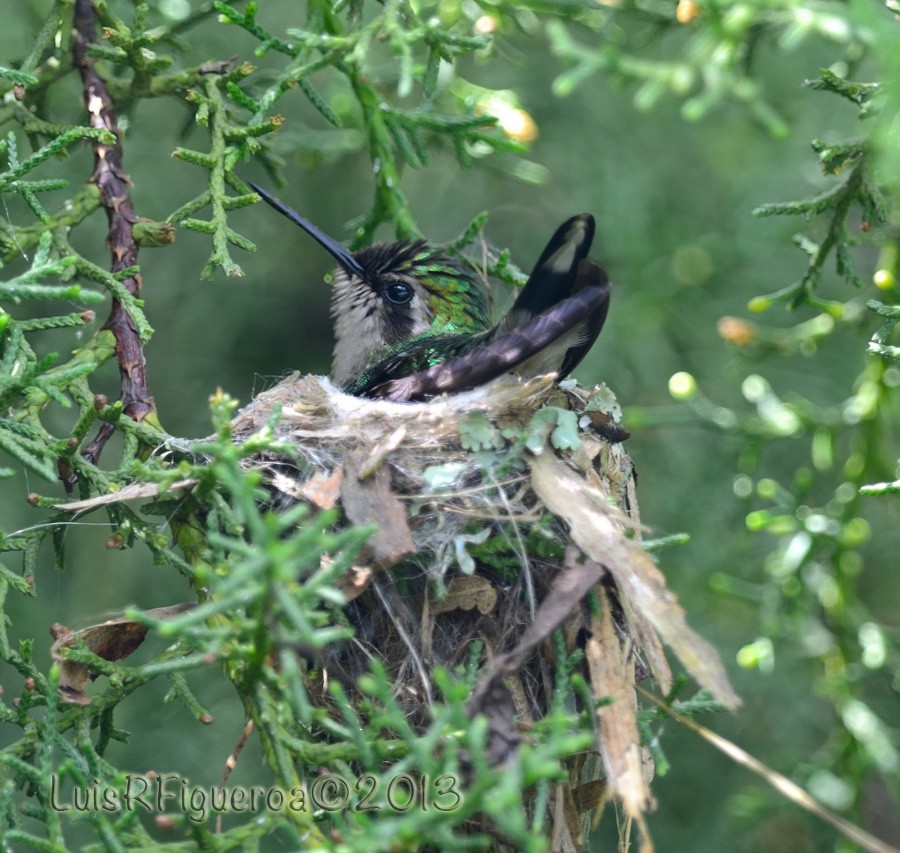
72 0 156 464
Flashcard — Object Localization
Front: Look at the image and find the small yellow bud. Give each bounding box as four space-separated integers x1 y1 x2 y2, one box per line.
676 0 699 24
736 638 774 670
499 108 538 143
822 301 844 319
668 371 697 400
873 268 894 290
473 15 498 35
717 316 756 347
747 296 772 314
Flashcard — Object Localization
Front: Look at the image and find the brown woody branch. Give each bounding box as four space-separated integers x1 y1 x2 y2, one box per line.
72 0 156 465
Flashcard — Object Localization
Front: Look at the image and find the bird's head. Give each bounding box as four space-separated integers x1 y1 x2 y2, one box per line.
250 184 490 386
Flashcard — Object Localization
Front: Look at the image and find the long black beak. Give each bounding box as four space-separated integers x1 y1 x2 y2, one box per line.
249 182 367 278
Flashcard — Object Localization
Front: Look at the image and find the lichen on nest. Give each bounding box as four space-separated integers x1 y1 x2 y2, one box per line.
231 371 625 578
229 370 739 842
54 369 739 848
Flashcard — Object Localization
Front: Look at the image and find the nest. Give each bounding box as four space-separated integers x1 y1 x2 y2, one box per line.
54 370 738 849
229 372 740 849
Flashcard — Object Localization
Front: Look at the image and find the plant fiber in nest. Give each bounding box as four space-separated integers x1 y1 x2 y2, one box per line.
230 371 740 844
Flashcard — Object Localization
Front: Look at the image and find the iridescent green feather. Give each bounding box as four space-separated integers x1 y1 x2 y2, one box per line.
342 328 493 395
406 246 491 334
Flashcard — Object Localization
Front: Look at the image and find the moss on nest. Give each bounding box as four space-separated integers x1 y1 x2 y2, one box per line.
227 371 739 847
54 370 738 848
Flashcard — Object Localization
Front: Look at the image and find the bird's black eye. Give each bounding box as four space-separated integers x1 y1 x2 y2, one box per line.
384 282 413 305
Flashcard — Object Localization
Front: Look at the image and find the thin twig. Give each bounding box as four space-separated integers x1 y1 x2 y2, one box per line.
215 718 255 833
636 686 900 853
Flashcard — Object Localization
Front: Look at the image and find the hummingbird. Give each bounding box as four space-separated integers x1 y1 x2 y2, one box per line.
250 184 611 402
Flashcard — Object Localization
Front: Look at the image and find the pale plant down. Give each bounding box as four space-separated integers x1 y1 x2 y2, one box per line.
59 369 740 847
229 371 739 848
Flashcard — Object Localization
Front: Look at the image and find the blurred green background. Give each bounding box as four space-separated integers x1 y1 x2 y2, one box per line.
1 1 898 850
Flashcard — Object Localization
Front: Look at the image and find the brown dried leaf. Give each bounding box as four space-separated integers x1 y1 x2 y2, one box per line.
299 467 345 510
335 564 373 602
572 779 609 814
468 674 522 769
51 603 196 704
586 588 653 819
341 452 415 570
625 608 673 694
551 783 583 853
529 451 740 710
431 575 497 616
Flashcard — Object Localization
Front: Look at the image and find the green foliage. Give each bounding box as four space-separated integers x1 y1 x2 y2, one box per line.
0 229 111 483
467 515 566 578
750 69 889 312
546 0 870 134
625 6 900 832
167 0 527 266
868 299 900 364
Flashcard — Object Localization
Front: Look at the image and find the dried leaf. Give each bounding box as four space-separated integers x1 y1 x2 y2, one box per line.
335 564 373 602
431 574 497 616
341 452 415 570
551 783 583 853
299 467 344 509
529 451 739 710
624 607 673 694
572 779 608 814
51 603 196 704
466 676 523 770
586 588 653 819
